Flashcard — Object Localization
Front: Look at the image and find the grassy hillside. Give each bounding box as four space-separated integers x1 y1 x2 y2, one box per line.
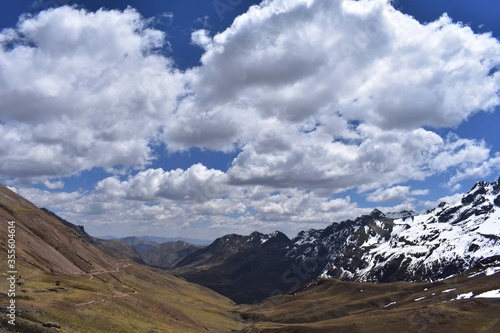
237 268 500 332
0 259 243 332
0 184 244 332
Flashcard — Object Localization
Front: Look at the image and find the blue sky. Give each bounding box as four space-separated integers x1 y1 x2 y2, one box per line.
0 0 499 240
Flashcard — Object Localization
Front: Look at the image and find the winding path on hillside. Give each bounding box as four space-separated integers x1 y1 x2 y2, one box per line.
75 289 137 307
75 261 138 307
85 261 131 280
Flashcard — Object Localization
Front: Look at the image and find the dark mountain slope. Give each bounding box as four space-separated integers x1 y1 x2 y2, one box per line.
173 231 297 304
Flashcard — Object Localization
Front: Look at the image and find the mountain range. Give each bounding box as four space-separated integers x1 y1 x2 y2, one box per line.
101 235 212 246
1 178 499 332
32 214 205 269
173 177 500 304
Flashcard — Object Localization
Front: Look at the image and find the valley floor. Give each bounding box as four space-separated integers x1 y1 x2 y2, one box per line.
2 261 499 332
235 268 500 333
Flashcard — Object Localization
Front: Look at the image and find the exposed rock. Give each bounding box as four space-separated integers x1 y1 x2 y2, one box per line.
43 322 61 328
461 182 488 205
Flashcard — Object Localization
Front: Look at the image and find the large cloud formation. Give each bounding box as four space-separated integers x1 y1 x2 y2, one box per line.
177 0 500 194
182 0 499 137
0 6 184 179
1 0 500 237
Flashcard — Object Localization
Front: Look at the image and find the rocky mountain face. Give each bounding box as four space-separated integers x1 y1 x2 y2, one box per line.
173 231 296 304
295 177 500 283
175 177 500 303
40 208 146 264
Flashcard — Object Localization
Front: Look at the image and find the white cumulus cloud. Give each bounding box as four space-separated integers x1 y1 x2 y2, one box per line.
2 1 500 238
163 0 500 194
0 6 184 179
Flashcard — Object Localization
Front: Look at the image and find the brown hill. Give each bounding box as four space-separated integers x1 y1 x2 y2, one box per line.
92 237 145 264
0 184 244 332
0 185 116 275
117 236 158 252
40 207 146 265
108 236 202 268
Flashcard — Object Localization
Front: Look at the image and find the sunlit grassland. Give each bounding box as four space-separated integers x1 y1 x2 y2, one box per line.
1 260 244 332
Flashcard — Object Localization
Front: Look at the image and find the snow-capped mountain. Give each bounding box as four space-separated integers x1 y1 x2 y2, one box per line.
174 177 500 303
291 177 500 283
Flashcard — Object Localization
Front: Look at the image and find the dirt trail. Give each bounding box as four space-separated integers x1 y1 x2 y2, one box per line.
75 290 137 307
85 261 131 280
75 261 137 307
20 260 137 308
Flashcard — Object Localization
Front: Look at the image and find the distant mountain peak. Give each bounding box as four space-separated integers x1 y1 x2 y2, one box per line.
369 208 385 218
493 176 500 192
250 230 291 245
309 177 500 283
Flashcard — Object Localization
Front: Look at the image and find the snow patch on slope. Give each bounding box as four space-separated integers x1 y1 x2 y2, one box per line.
476 289 500 298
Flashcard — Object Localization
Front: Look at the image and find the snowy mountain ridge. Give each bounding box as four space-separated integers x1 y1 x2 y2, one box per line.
290 177 500 283
174 177 500 303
